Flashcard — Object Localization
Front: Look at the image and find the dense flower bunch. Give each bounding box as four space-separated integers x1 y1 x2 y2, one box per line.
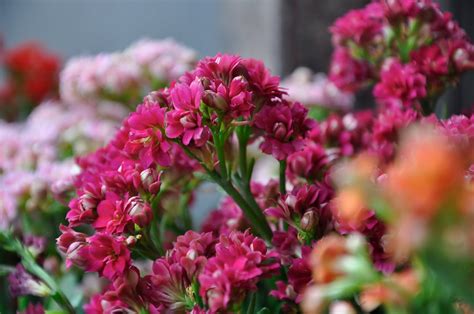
0 101 118 232
0 41 61 120
282 67 354 112
329 0 474 114
3 1 474 313
60 38 197 108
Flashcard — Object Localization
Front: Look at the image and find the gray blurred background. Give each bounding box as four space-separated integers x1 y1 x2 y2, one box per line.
2 0 472 111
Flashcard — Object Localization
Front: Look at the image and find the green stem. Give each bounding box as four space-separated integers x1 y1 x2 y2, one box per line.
212 128 228 181
0 232 75 313
208 170 272 241
178 142 272 241
279 160 287 195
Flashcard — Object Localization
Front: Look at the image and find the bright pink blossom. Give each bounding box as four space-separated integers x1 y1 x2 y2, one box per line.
374 60 427 109
254 101 315 160
330 4 383 46
166 80 211 147
57 225 88 268
125 103 171 167
80 233 131 280
265 183 333 239
198 230 279 312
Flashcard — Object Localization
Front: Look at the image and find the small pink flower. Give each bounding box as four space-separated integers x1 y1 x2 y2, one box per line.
201 196 246 235
204 76 254 118
241 58 284 103
19 303 45 314
369 107 419 162
330 3 383 46
254 101 314 160
139 259 190 311
93 192 133 234
287 143 330 181
169 231 216 278
57 225 88 268
81 233 131 280
374 59 427 109
198 230 279 312
270 246 312 303
265 183 333 238
329 48 372 92
126 102 171 167
166 80 211 147
84 293 130 314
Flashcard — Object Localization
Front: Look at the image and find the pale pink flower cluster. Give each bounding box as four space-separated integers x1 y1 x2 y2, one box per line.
60 38 196 106
0 102 119 229
282 67 354 110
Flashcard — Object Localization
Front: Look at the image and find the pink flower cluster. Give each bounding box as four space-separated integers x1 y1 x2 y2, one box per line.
282 67 354 110
60 38 196 107
0 101 118 230
45 15 474 311
329 0 474 111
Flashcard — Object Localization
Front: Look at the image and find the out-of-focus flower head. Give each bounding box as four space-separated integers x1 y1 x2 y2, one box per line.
60 38 197 107
282 68 354 110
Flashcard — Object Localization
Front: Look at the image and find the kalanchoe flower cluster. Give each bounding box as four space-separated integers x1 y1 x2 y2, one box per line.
0 101 118 230
60 38 196 107
198 230 279 312
0 3 471 311
329 0 474 113
282 67 354 111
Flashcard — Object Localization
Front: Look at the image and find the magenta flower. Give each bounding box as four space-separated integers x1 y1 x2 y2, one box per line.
411 43 450 78
198 230 279 312
374 60 427 109
80 233 131 280
204 76 254 119
169 231 216 278
271 247 312 303
57 225 88 268
66 180 104 227
139 258 190 311
93 192 133 234
319 111 373 157
201 196 246 235
271 228 300 265
166 80 211 147
241 58 284 103
125 102 171 167
369 107 419 162
287 143 330 181
139 167 162 195
19 303 45 314
329 48 372 92
254 101 314 160
84 293 131 314
265 183 333 238
330 3 383 46
195 54 242 83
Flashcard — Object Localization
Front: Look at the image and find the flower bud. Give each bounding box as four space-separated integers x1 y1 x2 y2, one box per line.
203 91 228 111
273 122 289 141
300 211 318 232
140 168 162 195
8 265 52 297
127 197 152 227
